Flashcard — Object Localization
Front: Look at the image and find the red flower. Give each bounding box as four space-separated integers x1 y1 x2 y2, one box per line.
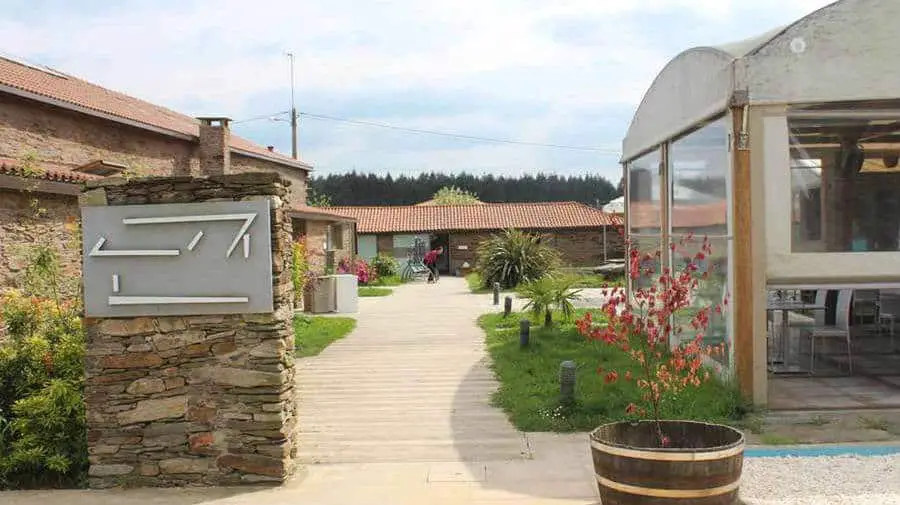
604 371 619 384
661 436 671 447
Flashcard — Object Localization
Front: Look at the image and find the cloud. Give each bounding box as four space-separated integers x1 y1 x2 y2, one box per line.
0 0 834 177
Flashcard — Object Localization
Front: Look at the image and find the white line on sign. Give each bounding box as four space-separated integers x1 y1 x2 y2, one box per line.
108 296 250 305
89 237 180 257
120 213 257 258
187 231 204 251
112 274 120 293
243 234 250 258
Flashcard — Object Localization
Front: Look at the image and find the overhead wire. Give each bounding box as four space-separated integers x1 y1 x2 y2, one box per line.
233 110 621 154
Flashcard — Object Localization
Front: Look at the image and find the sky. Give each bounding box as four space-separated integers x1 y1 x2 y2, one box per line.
0 0 834 181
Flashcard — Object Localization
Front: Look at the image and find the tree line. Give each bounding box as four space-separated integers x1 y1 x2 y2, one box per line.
308 172 622 206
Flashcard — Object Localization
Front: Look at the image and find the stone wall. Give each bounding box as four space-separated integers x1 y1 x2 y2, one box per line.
0 93 308 187
0 188 81 292
82 173 298 488
300 219 353 274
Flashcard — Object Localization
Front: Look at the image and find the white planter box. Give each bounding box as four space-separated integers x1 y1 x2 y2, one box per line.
334 274 359 314
306 276 336 313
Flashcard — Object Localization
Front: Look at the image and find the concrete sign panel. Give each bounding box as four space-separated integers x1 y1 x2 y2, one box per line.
82 199 273 317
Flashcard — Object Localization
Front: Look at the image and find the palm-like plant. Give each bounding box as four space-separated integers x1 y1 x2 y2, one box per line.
476 229 560 289
518 276 583 327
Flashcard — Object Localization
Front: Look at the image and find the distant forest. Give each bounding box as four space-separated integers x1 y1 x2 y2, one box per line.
308 172 623 206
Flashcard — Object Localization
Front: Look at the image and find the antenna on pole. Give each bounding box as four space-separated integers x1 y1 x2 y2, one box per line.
286 51 298 159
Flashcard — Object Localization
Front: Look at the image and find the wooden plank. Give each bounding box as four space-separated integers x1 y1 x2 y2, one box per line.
731 104 755 398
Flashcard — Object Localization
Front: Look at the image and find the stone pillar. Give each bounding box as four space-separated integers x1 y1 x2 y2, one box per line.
197 117 232 176
81 173 297 487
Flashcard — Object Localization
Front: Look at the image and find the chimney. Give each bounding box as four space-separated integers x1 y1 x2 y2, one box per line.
197 117 232 175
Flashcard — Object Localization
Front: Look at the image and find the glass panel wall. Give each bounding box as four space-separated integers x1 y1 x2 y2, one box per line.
668 117 732 367
789 106 900 253
627 149 662 290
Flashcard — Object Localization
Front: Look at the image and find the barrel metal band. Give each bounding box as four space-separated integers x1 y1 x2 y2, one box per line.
590 440 744 461
596 474 741 499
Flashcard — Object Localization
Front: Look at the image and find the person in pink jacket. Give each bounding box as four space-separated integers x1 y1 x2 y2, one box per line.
424 246 444 283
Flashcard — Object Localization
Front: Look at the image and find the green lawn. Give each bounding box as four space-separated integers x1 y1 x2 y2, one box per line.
359 286 393 297
479 310 747 432
370 275 405 287
571 273 625 289
293 315 357 357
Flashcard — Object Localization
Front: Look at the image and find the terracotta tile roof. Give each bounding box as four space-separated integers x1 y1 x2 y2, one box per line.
629 200 727 229
0 55 310 171
328 201 622 234
0 157 98 183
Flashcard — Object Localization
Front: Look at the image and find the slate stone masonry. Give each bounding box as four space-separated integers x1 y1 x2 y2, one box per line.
81 173 297 488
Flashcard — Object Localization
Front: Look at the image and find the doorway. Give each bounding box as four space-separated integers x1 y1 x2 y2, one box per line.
430 233 451 274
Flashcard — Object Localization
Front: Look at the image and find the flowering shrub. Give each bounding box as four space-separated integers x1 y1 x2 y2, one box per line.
337 256 377 285
371 254 399 278
576 234 727 448
0 287 86 489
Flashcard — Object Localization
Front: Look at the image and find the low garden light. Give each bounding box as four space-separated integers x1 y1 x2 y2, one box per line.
519 319 530 348
559 360 576 405
504 296 513 317
493 282 501 305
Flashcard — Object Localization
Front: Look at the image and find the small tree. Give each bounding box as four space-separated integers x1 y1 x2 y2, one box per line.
307 187 333 207
576 234 727 447
431 186 480 205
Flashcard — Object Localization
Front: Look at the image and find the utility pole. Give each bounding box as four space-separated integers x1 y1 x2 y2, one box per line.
286 52 298 159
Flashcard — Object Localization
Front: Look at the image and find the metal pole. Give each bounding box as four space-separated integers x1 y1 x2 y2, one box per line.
287 52 298 160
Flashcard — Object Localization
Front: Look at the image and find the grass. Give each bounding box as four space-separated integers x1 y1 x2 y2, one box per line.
570 273 626 289
359 286 393 297
858 415 890 431
759 433 800 445
370 275 405 287
293 315 357 357
479 310 748 432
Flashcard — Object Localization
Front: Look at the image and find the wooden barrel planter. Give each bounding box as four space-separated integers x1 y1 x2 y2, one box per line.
590 420 744 505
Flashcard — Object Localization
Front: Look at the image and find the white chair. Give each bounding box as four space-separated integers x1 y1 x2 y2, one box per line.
807 289 854 375
853 289 879 327
877 292 900 352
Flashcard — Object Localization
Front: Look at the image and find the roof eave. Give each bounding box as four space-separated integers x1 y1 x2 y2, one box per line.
0 172 82 195
232 148 312 171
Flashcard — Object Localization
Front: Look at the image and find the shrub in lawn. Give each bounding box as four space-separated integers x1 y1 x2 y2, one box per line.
518 276 582 327
0 245 86 489
476 229 560 289
371 254 399 278
576 234 731 447
338 256 377 285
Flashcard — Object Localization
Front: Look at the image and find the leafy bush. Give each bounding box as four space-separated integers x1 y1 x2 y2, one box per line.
338 256 377 285
475 229 560 289
518 276 582 327
0 288 86 489
291 236 311 302
371 254 399 278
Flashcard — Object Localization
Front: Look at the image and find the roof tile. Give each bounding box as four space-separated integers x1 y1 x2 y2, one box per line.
328 202 622 234
0 157 98 183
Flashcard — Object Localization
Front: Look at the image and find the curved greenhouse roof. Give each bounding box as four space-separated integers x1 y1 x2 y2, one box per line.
623 0 900 161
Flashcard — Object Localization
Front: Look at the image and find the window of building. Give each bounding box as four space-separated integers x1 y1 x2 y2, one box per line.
789 105 900 253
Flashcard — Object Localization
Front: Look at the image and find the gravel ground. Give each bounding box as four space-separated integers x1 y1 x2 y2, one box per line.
740 454 900 504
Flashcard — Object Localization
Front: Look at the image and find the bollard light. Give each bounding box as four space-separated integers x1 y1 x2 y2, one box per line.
559 360 577 405
519 319 530 348
504 296 513 317
493 282 501 305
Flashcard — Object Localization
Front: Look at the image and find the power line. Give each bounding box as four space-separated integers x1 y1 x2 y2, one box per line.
299 111 618 153
232 109 621 154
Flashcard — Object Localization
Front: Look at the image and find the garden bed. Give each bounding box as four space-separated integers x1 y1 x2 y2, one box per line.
479 310 747 432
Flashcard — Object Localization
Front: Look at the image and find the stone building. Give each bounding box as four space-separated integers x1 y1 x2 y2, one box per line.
331 201 624 275
0 54 353 288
